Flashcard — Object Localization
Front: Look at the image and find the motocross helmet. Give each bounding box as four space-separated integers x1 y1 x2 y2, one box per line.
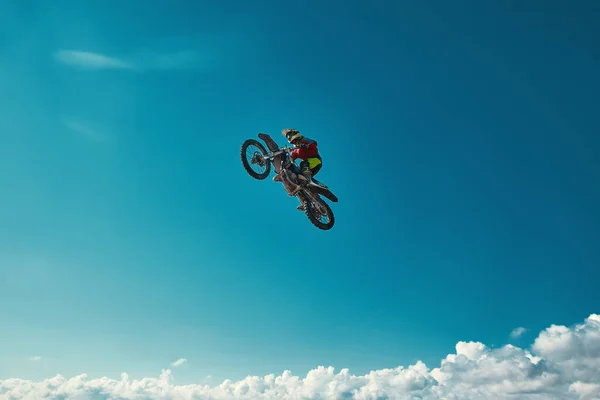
282 128 303 144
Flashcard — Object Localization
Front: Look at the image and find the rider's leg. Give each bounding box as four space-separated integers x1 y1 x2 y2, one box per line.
309 159 322 178
296 159 324 210
306 158 327 187
297 160 311 183
299 158 322 183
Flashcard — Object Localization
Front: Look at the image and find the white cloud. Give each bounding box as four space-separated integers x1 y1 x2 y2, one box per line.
1 314 599 399
510 326 527 339
171 358 187 368
28 356 42 361
54 50 136 70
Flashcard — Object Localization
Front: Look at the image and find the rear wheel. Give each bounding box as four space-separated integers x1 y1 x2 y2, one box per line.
304 198 335 230
240 139 271 180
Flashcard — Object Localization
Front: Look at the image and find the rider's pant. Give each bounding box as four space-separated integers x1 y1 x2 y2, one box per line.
300 157 322 176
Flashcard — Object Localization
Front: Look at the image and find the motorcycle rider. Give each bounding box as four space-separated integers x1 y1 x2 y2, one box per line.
278 128 325 210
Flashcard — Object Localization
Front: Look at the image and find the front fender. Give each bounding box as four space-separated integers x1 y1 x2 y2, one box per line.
258 133 279 152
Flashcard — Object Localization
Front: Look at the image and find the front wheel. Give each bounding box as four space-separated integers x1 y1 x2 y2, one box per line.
240 139 271 180
304 198 335 230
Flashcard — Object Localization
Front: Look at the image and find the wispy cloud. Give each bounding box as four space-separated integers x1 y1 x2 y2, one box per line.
54 50 136 70
170 358 187 368
54 48 205 72
29 356 42 362
2 314 599 399
63 119 106 142
510 326 527 339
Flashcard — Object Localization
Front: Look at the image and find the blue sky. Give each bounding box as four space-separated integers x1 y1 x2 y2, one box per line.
1 0 599 389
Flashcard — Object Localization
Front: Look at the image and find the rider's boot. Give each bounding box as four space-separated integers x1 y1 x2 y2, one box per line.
288 170 311 197
273 174 282 182
298 170 312 185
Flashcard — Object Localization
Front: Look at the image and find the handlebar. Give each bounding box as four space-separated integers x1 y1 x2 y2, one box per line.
273 146 295 154
264 146 295 159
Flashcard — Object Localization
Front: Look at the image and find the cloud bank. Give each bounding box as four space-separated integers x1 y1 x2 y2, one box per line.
1 314 599 399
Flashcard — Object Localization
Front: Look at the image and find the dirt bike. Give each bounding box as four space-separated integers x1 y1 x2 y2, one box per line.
240 133 338 230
